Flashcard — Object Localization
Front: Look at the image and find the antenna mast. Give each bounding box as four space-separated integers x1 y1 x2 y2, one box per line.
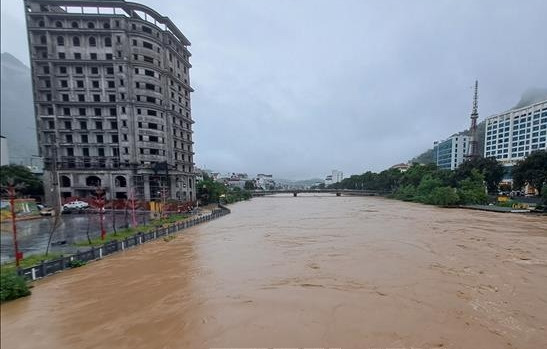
467 80 480 159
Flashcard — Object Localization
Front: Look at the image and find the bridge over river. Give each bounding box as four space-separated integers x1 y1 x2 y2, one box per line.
251 189 386 197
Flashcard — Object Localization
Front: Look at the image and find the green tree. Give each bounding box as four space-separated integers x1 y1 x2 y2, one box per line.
455 157 505 193
244 180 256 190
415 175 443 203
457 169 488 204
399 163 438 187
393 184 417 201
0 165 43 197
426 187 460 206
197 175 226 204
512 151 547 196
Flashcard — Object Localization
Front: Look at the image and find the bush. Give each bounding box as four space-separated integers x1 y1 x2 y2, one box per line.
393 184 417 201
425 186 460 206
1 272 31 302
457 169 488 204
415 175 443 203
68 259 86 268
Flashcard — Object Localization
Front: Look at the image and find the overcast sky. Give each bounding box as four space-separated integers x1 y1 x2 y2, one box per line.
2 0 547 179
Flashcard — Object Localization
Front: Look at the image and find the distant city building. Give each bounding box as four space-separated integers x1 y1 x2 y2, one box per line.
390 163 410 172
433 135 470 170
484 99 547 182
325 170 343 186
255 174 275 190
0 136 9 166
24 0 195 204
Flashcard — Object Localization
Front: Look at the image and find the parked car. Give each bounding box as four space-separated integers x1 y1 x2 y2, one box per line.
39 207 55 216
63 200 89 210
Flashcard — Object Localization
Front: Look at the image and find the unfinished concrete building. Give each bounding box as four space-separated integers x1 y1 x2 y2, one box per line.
24 0 195 204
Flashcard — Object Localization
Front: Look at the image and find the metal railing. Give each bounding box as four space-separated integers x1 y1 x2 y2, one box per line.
17 206 230 281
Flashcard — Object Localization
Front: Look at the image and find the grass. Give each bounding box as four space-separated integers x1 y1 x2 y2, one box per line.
74 213 190 247
1 253 63 273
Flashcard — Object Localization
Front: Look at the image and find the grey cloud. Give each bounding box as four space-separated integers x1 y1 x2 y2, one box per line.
2 0 547 178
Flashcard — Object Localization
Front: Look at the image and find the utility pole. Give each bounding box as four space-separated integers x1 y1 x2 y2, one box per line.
50 134 62 214
45 134 62 257
129 188 137 228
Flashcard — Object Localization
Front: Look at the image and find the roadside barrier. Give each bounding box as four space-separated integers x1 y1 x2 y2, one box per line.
17 206 231 281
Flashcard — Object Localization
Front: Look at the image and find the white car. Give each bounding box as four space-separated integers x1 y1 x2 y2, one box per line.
63 201 89 210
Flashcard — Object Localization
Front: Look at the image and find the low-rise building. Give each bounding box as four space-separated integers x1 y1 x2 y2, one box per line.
390 163 410 172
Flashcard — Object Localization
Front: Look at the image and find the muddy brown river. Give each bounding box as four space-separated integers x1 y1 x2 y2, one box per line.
2 195 547 348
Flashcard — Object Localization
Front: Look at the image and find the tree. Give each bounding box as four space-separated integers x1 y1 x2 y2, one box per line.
455 157 504 194
197 175 226 205
399 163 438 188
0 165 43 197
244 180 256 190
415 175 443 203
427 187 460 206
457 169 488 204
512 151 547 196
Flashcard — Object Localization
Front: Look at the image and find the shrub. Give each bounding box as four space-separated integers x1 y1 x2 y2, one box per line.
415 175 443 203
457 169 488 204
425 186 460 206
394 184 417 201
0 272 31 302
68 259 86 268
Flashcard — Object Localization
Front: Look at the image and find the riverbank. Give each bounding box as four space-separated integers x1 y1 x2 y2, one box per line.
2 196 546 348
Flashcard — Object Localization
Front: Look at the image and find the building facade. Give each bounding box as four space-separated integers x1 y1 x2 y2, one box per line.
325 170 343 186
24 0 195 204
433 135 470 170
484 100 547 181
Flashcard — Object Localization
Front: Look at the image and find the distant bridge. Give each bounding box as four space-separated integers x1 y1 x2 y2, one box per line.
251 189 386 197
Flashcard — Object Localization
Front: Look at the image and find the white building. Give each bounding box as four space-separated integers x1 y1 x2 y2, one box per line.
255 174 275 190
432 135 470 170
325 170 343 186
484 100 547 181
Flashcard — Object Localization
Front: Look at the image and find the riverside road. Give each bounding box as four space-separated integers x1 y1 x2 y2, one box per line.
0 211 150 263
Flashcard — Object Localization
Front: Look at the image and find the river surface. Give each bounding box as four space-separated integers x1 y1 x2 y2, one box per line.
1 195 547 348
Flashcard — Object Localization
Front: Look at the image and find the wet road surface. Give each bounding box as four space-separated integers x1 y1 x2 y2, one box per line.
1 211 150 262
1 195 547 348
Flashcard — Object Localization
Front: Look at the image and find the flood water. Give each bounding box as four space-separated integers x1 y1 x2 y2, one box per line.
1 195 547 348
